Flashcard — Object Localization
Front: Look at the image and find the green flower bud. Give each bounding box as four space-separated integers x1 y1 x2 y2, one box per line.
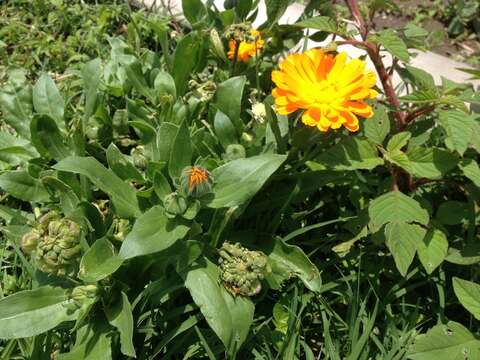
180 166 213 198
35 218 82 276
21 229 41 255
130 145 147 169
112 218 131 242
223 144 246 161
210 28 227 60
218 242 271 297
225 22 253 42
70 284 99 307
164 192 188 217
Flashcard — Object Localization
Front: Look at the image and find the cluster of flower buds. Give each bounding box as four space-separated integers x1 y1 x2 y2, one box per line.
218 242 271 297
224 22 255 43
62 284 100 311
130 145 147 169
21 212 82 276
188 79 217 102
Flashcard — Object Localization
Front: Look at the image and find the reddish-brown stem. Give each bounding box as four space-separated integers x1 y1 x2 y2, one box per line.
336 39 368 47
404 105 436 125
344 0 407 129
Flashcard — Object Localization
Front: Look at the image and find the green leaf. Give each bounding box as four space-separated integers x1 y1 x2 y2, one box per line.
153 171 172 201
57 323 112 360
79 238 123 282
308 137 383 171
184 257 254 355
264 0 292 27
459 159 480 187
235 0 253 19
386 131 411 152
182 0 207 26
0 286 78 339
364 104 390 145
401 65 436 90
293 16 337 33
157 122 179 163
408 321 480 360
32 74 65 131
209 154 287 208
384 222 426 276
438 110 475 155
106 292 136 357
368 191 429 230
125 60 155 102
168 120 192 180
154 71 176 100
446 243 480 265
213 76 246 136
214 110 238 149
0 69 33 139
417 228 448 274
0 132 38 166
119 206 189 259
400 89 440 103
436 201 468 225
373 29 410 62
82 58 102 121
453 277 480 320
172 32 202 96
106 143 144 183
30 115 70 160
0 170 50 203
404 147 457 179
53 156 140 218
263 237 322 292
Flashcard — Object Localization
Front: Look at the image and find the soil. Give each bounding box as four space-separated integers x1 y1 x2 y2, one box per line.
371 0 480 67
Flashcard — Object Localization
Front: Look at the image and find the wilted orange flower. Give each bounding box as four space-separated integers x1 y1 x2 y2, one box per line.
271 49 378 132
228 29 264 62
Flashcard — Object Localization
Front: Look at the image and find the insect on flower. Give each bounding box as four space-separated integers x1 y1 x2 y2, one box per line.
180 166 214 198
228 29 264 62
271 49 378 132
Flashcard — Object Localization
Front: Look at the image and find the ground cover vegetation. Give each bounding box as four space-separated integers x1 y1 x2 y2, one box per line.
1 0 480 359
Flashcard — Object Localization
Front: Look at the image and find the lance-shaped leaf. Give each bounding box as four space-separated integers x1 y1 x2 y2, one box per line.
453 277 480 320
106 292 136 357
33 74 65 131
54 156 140 218
0 170 50 203
213 76 246 135
0 286 78 339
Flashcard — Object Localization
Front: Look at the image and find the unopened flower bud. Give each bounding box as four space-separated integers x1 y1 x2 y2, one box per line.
131 145 147 169
164 192 188 217
180 166 213 198
224 144 246 161
21 229 41 255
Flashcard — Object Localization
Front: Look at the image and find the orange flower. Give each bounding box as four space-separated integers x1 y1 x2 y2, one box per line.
180 166 213 198
271 49 378 132
228 29 264 62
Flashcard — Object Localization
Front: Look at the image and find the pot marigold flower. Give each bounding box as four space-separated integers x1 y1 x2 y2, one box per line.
271 49 378 132
180 166 213 197
228 29 264 62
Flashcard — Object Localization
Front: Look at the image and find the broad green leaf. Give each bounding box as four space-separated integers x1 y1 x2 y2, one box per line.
459 159 480 187
293 16 337 33
386 131 411 152
400 89 440 103
408 321 480 360
436 201 468 225
209 154 287 208
153 171 172 201
125 60 155 102
184 257 254 355
106 143 144 183
373 29 410 62
0 69 33 139
235 0 252 19
0 132 37 166
30 115 70 160
0 170 50 203
213 76 246 136
157 122 179 163
79 238 123 282
264 0 292 27
32 74 65 131
214 110 238 149
106 292 136 357
446 243 480 265
154 71 176 100
262 237 322 292
182 0 207 26
82 58 102 121
417 228 448 274
368 191 429 230
57 323 112 360
172 32 202 96
438 110 475 155
453 277 480 320
364 104 390 145
0 286 78 339
404 147 457 179
384 222 426 276
53 156 140 218
308 137 383 171
168 120 192 180
119 206 189 259
401 65 436 90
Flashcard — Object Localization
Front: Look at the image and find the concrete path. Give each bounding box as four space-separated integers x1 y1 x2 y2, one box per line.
137 0 480 88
